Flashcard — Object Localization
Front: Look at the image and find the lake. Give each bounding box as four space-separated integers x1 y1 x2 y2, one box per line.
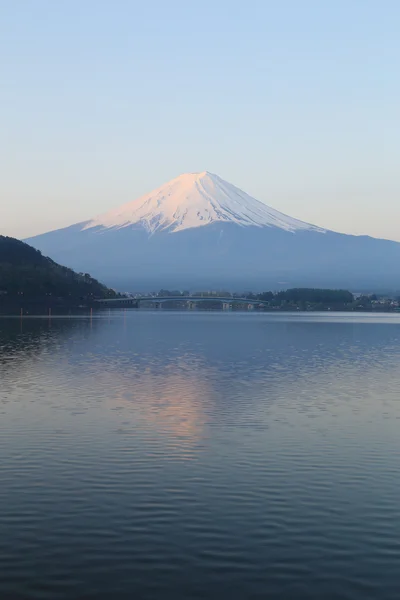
1 311 400 599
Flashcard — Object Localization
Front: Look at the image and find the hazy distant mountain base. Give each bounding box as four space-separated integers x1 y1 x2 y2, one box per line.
26 222 400 293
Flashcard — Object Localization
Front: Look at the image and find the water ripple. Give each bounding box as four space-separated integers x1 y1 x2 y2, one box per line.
1 312 400 599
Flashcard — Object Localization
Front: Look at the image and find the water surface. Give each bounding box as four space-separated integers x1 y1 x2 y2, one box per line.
1 311 400 599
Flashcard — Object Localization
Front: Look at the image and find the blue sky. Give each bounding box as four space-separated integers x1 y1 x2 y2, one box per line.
1 0 399 240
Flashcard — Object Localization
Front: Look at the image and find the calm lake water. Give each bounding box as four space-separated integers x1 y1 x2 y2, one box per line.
1 311 400 599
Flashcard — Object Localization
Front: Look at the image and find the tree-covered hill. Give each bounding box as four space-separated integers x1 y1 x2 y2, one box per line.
0 236 118 305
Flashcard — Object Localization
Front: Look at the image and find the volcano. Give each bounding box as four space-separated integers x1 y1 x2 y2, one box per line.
26 172 400 291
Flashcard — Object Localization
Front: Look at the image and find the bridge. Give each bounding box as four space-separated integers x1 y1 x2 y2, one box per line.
96 296 268 310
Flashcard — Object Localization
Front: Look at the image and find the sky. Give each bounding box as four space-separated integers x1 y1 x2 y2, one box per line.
1 0 399 240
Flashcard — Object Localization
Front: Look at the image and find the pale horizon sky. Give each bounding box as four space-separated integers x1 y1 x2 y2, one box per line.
1 0 399 240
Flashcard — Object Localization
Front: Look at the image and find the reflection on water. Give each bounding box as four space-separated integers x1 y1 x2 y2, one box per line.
1 312 400 599
104 363 210 450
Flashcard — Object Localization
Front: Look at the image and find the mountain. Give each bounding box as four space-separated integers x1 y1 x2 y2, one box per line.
26 172 400 291
0 236 117 305
82 171 324 234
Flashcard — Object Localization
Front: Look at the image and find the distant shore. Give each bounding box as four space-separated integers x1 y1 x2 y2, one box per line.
2 287 399 316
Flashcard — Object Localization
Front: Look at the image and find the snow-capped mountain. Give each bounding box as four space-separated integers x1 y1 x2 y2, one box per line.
26 172 400 291
84 171 324 234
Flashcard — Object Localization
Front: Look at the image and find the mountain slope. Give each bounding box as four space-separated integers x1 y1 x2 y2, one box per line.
25 173 400 292
0 236 117 302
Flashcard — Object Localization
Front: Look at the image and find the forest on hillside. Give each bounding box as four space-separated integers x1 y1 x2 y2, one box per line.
0 236 118 308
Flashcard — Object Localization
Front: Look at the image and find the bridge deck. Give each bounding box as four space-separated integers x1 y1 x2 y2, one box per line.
97 296 267 305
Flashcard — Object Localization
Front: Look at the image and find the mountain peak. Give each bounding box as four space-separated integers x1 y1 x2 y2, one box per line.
83 172 324 235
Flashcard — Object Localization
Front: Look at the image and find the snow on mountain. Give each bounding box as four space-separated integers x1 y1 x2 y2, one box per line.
83 171 324 234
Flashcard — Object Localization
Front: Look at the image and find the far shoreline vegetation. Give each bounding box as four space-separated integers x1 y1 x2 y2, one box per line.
130 289 400 312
